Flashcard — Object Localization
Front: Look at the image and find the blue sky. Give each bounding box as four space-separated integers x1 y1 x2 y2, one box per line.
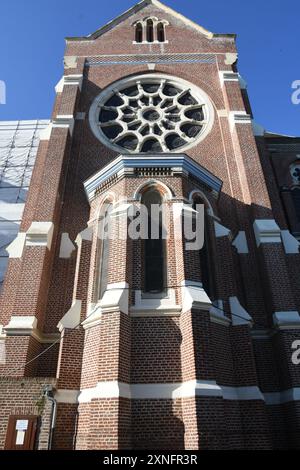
0 0 299 135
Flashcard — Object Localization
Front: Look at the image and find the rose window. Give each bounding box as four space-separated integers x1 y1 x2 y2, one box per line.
89 74 213 153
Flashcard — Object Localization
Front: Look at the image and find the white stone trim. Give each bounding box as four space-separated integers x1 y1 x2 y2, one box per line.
75 226 93 246
59 233 76 258
55 74 83 93
229 111 252 130
55 389 80 404
89 73 214 154
264 388 300 405
181 280 212 314
82 303 102 330
217 109 228 118
232 231 249 254
229 296 253 326
6 233 26 258
39 123 53 141
273 311 300 329
63 56 78 69
52 115 75 136
214 221 231 238
83 283 129 328
131 289 181 317
219 71 239 87
56 382 300 404
26 222 54 249
100 282 129 315
57 300 82 332
281 230 300 254
253 219 281 246
4 316 37 336
224 53 238 65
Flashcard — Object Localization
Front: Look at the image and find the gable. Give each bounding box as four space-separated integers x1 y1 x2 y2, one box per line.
66 0 235 41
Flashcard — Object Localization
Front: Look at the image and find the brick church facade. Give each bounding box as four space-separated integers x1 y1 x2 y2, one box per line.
0 0 300 450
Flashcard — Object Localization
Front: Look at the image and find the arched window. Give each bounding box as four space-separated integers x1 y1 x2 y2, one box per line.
96 202 112 299
135 22 143 43
142 188 165 293
157 22 165 42
146 19 154 43
192 195 214 299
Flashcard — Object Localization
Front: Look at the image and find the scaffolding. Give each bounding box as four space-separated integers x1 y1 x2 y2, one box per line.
0 120 49 288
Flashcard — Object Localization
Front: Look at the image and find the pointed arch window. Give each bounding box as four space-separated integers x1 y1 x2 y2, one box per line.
133 18 168 43
192 195 214 299
141 188 165 293
135 22 143 43
96 202 113 300
146 19 154 43
157 22 165 43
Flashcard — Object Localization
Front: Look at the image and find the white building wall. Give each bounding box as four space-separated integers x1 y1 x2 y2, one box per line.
0 120 49 288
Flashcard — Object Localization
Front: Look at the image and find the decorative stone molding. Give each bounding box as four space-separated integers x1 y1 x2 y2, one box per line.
63 55 78 69
26 222 54 249
181 280 212 314
229 296 253 326
82 303 102 330
89 73 214 154
273 311 300 329
84 153 222 202
55 74 83 93
232 231 249 254
281 230 300 254
4 315 37 336
75 226 93 246
52 115 75 136
100 282 129 315
219 71 239 86
77 380 264 402
229 111 252 130
214 221 231 238
3 316 59 343
52 383 300 405
224 52 238 65
57 300 82 332
59 233 76 258
131 289 181 317
253 219 281 246
6 233 26 258
39 123 53 141
55 389 80 404
217 109 228 118
83 283 129 328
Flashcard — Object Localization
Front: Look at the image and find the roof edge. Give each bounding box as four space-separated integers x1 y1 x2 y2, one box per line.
65 0 236 42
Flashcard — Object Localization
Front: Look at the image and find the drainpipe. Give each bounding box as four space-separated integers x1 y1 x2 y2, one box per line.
43 385 57 450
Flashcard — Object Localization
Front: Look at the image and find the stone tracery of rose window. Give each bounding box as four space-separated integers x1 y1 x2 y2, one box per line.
89 75 213 153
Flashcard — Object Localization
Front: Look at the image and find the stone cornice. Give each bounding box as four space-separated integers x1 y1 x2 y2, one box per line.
84 153 223 202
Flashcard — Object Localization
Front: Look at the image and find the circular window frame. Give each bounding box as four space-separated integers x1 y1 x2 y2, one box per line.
89 73 215 154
